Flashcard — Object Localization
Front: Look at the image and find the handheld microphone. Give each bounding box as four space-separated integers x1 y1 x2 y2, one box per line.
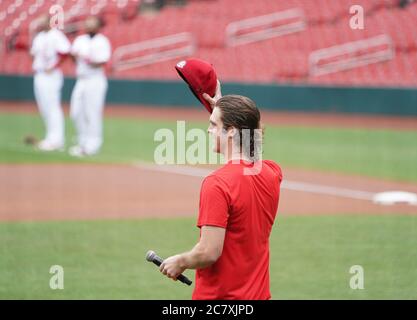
146 250 193 286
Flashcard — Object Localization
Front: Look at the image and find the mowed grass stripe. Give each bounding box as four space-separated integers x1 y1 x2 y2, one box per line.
0 113 416 182
0 215 416 299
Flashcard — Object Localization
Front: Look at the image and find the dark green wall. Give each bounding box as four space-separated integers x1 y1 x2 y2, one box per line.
1 74 416 116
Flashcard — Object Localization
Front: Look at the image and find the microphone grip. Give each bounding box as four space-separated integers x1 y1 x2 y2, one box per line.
153 255 192 286
151 256 163 267
177 274 193 286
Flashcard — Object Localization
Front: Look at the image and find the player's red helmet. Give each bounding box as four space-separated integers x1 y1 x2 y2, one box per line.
175 58 217 113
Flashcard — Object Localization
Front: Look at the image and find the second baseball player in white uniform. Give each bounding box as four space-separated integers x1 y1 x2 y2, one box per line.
31 14 71 151
69 16 111 157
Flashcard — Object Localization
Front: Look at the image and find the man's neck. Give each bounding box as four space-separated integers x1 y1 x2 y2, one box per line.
222 141 253 163
224 152 252 164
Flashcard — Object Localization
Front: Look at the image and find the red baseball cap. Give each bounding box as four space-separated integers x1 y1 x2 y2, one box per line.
175 58 217 113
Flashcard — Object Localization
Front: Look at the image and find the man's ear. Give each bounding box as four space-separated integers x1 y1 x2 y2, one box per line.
227 127 238 139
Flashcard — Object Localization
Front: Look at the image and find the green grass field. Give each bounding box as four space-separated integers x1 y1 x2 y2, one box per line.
0 112 416 182
1 216 416 299
1 111 416 299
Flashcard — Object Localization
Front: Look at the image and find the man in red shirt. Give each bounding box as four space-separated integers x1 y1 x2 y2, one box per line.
160 93 282 300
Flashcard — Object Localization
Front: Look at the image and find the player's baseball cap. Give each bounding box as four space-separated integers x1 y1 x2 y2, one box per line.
175 58 217 113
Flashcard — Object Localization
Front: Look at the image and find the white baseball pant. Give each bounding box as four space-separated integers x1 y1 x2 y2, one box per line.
33 70 65 146
70 75 108 155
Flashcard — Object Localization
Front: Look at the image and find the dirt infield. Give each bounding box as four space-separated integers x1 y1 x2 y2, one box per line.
1 164 416 222
1 101 416 222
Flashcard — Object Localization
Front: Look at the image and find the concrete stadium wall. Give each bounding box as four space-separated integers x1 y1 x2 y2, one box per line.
1 74 416 116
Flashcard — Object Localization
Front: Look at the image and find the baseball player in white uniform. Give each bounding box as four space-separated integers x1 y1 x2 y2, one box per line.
31 14 70 151
69 16 111 157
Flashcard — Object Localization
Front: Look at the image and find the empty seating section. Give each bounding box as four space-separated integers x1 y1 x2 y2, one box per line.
1 0 416 86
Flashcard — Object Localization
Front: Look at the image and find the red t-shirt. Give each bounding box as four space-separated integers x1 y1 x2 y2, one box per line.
192 159 282 300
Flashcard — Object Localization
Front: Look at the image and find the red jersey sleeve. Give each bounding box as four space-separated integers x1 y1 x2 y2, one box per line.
264 160 283 182
197 175 230 229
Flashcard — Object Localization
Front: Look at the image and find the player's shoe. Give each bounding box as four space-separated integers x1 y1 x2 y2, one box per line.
68 145 86 157
37 140 64 152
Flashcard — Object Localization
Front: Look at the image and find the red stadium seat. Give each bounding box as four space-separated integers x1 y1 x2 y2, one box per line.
1 0 416 87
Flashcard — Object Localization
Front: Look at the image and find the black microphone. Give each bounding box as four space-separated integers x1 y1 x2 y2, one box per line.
146 250 193 286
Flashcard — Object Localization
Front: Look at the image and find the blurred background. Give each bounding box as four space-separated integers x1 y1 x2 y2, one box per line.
1 0 417 86
0 0 416 300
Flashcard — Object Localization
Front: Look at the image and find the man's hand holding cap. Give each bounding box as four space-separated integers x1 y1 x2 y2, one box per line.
175 58 221 113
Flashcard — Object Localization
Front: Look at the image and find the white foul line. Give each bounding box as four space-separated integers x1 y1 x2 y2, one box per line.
133 162 376 201
282 181 374 201
135 162 212 178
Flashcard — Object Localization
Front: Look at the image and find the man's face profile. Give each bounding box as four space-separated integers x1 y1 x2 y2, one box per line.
208 107 224 154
